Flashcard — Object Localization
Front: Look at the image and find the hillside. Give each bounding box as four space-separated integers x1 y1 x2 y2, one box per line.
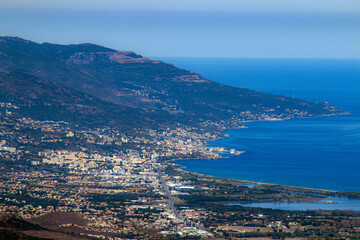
0 36 346 130
0 71 171 130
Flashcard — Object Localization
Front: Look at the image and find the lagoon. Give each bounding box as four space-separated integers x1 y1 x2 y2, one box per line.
229 197 360 211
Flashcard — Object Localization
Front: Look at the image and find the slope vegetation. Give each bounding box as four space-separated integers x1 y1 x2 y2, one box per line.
0 36 345 130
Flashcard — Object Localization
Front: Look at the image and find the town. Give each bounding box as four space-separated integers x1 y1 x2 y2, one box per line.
1 101 360 240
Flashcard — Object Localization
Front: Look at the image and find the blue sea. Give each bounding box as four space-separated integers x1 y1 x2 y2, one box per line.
158 58 360 194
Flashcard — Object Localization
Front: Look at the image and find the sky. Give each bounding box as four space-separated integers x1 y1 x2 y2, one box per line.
1 0 360 58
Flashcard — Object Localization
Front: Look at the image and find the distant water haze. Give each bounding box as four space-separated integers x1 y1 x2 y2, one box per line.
157 58 360 110
1 9 359 59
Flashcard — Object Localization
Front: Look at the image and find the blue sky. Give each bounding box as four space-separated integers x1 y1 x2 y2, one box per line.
1 0 359 58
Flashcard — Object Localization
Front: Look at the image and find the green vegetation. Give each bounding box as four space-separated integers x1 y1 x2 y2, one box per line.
0 36 346 132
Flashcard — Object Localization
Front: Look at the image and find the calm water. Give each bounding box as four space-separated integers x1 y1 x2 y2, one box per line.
161 58 360 195
229 197 360 211
175 113 360 192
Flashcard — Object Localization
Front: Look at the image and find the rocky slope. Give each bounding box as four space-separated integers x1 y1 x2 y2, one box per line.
0 36 346 130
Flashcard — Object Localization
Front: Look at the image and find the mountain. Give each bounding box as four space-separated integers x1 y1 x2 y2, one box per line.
0 36 346 130
0 71 169 129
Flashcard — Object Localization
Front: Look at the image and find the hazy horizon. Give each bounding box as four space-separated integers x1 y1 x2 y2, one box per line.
1 0 359 58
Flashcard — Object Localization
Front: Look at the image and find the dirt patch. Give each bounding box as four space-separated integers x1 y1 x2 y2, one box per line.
30 212 91 229
22 230 88 240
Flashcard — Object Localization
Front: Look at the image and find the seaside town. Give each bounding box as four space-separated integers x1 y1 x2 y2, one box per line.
1 0 359 235
1 101 360 240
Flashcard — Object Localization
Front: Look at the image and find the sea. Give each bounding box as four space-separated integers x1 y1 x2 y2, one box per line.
156 58 360 210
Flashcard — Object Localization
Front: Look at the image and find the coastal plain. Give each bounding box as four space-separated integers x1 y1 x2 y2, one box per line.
0 37 359 239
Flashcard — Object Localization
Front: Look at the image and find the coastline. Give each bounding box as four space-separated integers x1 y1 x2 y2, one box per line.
241 111 350 124
214 111 351 142
171 154 360 200
168 111 360 203
168 161 360 209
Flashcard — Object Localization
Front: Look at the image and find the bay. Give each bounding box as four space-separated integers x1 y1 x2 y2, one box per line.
159 58 360 193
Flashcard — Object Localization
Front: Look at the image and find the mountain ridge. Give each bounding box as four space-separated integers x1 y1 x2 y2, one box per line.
0 36 347 131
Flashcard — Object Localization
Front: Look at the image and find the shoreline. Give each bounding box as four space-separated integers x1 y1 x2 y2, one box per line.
172 162 335 193
210 111 351 144
169 162 360 208
171 156 360 200
167 111 360 202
